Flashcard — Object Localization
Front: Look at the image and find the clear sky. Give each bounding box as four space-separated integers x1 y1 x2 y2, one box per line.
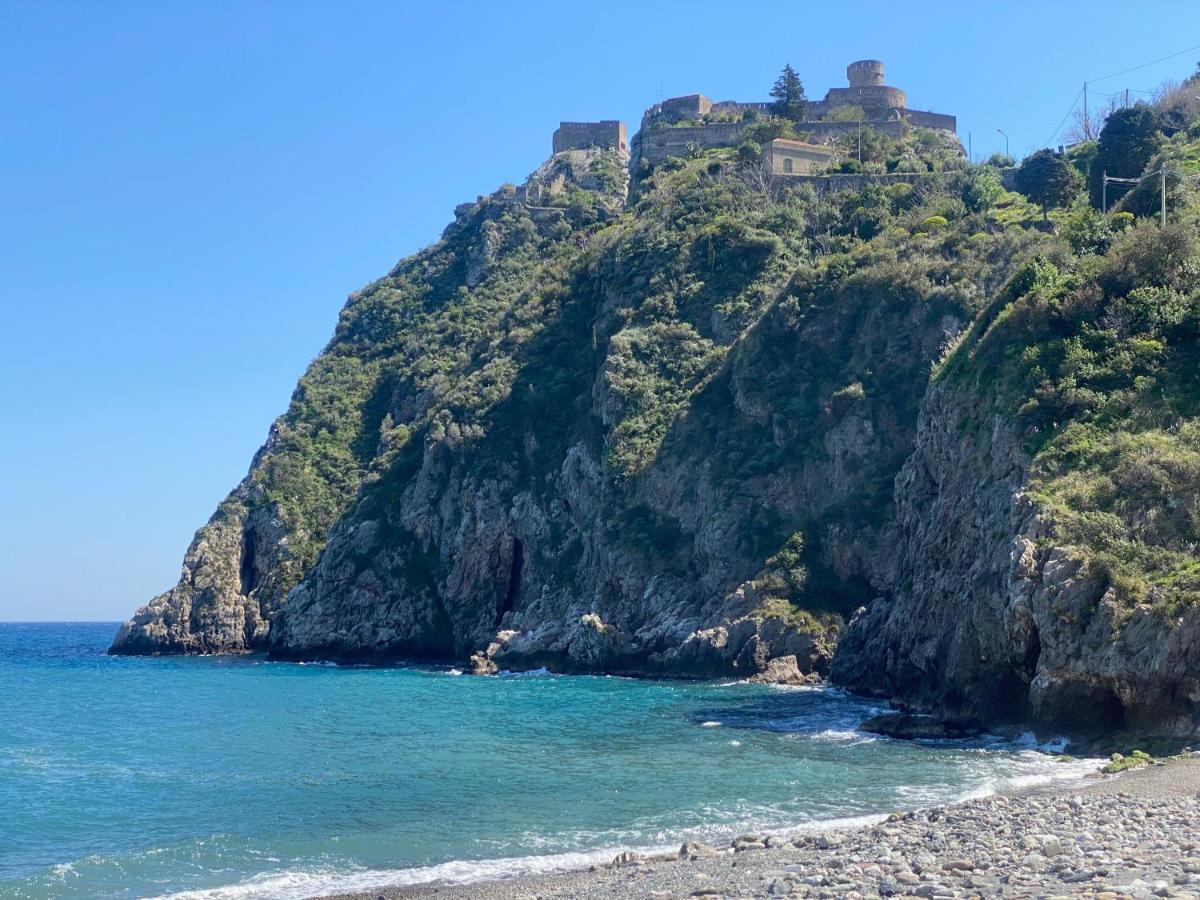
2 1 1198 621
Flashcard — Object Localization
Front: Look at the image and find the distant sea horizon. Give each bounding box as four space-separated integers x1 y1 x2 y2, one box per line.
1 622 1100 899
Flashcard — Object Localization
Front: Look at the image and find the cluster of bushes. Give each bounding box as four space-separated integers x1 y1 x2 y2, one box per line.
942 203 1200 610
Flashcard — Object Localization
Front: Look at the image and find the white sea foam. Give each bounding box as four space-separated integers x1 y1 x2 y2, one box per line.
813 728 874 743
138 750 1102 900
151 846 655 900
700 720 722 727
1010 730 1070 753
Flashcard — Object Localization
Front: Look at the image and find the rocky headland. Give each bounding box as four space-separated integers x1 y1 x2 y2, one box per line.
112 74 1200 743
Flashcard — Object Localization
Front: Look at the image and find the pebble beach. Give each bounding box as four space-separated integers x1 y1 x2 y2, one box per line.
321 757 1200 900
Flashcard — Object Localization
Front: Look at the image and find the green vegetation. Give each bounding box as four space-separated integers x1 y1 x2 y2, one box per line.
1088 104 1166 209
1101 749 1153 774
769 63 808 121
1015 149 1079 221
938 101 1200 614
228 70 1200 642
237 154 623 598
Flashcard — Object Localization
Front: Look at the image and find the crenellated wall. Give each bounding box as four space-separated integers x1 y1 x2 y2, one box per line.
552 120 628 154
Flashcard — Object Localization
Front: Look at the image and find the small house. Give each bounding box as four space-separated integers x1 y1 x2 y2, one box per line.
766 138 834 176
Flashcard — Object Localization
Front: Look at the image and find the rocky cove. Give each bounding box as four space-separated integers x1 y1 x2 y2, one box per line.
111 105 1200 743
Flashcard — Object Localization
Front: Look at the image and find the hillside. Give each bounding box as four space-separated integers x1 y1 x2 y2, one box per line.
113 83 1200 738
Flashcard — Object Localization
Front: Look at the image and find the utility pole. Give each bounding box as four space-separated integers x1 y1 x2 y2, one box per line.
1161 168 1167 226
1083 81 1090 140
857 119 862 164
1102 171 1107 213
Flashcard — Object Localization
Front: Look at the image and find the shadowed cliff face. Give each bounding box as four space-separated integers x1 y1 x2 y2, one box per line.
112 127 1200 738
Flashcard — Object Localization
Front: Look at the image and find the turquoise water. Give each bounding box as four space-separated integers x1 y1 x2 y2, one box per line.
0 623 1097 899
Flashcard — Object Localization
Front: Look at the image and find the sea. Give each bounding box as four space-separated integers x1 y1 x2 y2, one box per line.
0 622 1100 899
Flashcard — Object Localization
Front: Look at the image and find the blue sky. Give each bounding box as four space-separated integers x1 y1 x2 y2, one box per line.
2 1 1198 621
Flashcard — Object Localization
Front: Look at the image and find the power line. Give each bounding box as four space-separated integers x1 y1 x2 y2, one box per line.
1094 88 1155 98
1044 85 1084 146
1086 42 1200 86
1043 43 1199 148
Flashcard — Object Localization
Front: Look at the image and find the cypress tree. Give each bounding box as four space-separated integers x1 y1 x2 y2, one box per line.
770 64 808 121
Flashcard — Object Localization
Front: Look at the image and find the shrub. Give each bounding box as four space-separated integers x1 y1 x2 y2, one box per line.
963 166 1004 213
746 119 797 144
737 141 762 164
825 104 866 123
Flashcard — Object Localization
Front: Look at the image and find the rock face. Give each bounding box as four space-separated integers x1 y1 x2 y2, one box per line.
833 378 1200 738
118 148 950 681
110 134 1200 739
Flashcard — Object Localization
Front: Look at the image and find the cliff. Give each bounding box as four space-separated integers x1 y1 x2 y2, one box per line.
113 119 1200 738
835 228 1200 739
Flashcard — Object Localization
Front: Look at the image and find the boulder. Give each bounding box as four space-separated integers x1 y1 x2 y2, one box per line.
748 655 822 686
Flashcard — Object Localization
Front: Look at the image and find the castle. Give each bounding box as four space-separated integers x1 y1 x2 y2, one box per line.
549 60 956 171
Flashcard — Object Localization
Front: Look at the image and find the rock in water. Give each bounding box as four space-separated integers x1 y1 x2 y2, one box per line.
748 655 821 685
858 713 983 741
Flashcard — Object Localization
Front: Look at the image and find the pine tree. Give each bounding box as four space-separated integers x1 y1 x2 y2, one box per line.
1014 149 1079 221
769 64 808 121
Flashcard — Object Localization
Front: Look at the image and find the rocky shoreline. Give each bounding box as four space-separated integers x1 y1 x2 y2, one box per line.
318 757 1200 900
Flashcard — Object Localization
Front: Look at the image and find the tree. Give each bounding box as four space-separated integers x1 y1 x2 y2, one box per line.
1086 104 1165 209
1015 149 1079 221
963 166 1004 213
770 64 808 121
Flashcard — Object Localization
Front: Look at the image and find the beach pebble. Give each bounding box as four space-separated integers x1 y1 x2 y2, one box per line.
611 850 645 867
679 841 719 860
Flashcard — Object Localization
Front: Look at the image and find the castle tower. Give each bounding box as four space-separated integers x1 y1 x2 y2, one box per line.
552 121 628 155
847 60 885 88
823 59 906 115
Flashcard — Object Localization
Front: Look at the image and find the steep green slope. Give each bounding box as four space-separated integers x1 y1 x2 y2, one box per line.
114 95 1200 736
110 149 629 653
835 108 1200 737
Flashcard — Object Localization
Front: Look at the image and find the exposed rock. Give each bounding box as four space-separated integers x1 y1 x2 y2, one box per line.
610 850 645 867
859 712 984 741
833 378 1200 739
679 841 720 860
748 655 821 686
108 121 1200 742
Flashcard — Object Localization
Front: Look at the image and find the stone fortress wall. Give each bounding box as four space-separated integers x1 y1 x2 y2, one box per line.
548 60 958 176
552 120 628 154
631 60 957 168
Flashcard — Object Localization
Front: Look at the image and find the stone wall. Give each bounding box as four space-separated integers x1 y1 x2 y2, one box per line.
906 110 957 131
634 119 945 169
825 84 908 113
655 94 712 124
780 171 942 192
634 121 751 166
553 120 628 154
